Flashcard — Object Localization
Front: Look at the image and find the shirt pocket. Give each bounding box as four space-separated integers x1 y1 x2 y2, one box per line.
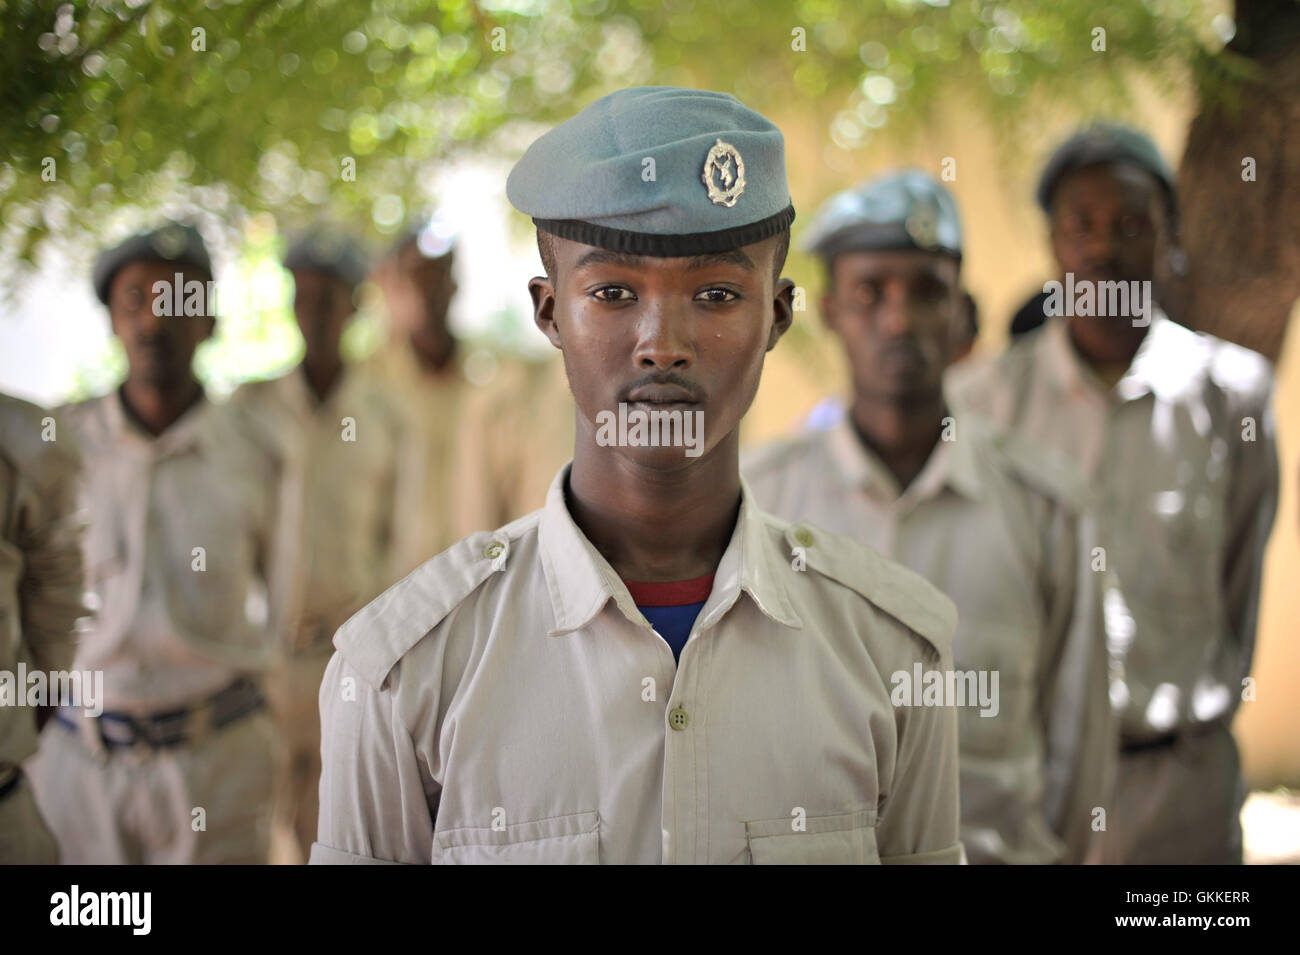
951 619 1036 760
745 808 879 864
433 810 600 865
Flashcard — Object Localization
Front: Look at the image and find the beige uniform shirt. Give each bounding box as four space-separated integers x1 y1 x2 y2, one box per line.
231 366 401 649
949 316 1278 744
744 409 1110 864
0 394 85 769
461 356 577 525
312 468 962 865
361 344 495 575
65 392 300 711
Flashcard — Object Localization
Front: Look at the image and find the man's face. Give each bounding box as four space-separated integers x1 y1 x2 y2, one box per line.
824 249 963 404
378 243 457 351
1049 162 1167 287
530 234 794 470
292 268 354 362
108 259 214 387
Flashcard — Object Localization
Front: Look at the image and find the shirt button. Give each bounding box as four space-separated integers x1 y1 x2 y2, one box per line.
668 705 690 731
483 541 504 560
795 527 814 547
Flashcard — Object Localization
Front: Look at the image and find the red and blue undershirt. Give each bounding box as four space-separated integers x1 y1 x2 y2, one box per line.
623 574 714 664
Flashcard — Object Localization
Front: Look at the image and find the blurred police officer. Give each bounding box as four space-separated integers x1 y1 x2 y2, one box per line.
231 227 401 863
312 87 963 865
0 393 84 862
364 223 507 573
951 125 1279 864
29 223 300 864
745 171 1111 863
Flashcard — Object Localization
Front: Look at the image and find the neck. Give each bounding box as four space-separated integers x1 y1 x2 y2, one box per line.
1066 315 1148 383
566 421 741 583
302 353 343 403
408 332 455 375
849 389 945 491
120 376 204 437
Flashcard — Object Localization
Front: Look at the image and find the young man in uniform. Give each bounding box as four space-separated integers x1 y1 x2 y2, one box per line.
313 87 962 865
0 393 84 862
745 171 1111 863
231 229 401 863
29 224 300 864
951 125 1279 864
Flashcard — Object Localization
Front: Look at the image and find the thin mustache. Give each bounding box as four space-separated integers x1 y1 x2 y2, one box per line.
618 372 704 403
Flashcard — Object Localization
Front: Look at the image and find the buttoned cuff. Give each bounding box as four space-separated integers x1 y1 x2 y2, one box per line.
882 842 966 865
308 842 408 865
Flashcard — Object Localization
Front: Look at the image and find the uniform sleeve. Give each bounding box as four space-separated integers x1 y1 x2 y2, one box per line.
1037 506 1114 864
877 645 963 864
1222 397 1278 688
13 437 86 674
311 652 437 865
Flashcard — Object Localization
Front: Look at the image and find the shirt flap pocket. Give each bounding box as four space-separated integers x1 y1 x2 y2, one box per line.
746 808 879 864
434 810 600 865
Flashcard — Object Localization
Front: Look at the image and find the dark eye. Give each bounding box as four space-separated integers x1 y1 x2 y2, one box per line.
592 286 635 302
1062 213 1090 238
916 279 948 301
853 280 880 307
694 287 738 303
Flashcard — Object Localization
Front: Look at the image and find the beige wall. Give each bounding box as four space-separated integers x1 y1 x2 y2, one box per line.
744 93 1300 788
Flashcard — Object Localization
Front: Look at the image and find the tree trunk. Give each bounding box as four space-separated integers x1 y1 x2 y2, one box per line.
1174 0 1300 362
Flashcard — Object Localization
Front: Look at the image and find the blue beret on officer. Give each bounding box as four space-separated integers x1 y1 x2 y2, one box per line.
93 223 212 305
283 228 369 290
506 86 795 257
1036 123 1176 215
801 169 963 262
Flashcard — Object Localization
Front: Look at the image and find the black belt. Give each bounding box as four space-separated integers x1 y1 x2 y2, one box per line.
1121 720 1221 755
1121 733 1180 754
55 675 264 750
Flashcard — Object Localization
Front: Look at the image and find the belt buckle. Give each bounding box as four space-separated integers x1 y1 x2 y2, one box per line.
98 712 148 752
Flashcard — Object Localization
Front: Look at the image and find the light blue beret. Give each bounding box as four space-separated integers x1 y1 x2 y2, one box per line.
506 86 794 257
801 169 962 262
284 227 369 289
93 223 212 304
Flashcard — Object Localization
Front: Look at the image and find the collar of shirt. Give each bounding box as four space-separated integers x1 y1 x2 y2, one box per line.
276 362 355 421
1040 310 1198 406
536 466 803 638
824 408 984 507
374 338 470 398
102 388 211 460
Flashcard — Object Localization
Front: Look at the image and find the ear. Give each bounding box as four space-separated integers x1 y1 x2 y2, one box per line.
820 291 839 335
529 275 562 350
766 277 795 351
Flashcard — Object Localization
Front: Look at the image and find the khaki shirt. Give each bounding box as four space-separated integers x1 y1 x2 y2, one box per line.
312 467 962 865
0 394 84 769
461 356 577 525
949 315 1278 743
65 392 300 711
360 344 495 575
231 365 401 648
744 408 1110 864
